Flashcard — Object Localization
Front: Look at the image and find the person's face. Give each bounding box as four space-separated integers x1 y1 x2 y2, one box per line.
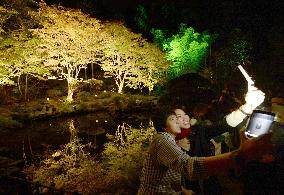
165 114 181 136
174 109 190 128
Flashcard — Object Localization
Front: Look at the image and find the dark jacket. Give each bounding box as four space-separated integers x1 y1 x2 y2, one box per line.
184 117 235 195
188 117 234 157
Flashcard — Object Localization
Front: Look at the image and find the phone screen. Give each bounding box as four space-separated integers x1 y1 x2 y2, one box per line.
245 110 275 138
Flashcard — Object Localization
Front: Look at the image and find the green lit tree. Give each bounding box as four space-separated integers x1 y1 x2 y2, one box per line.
33 3 106 102
152 24 213 79
102 22 168 94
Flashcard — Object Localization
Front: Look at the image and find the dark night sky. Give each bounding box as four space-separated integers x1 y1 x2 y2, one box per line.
44 0 283 35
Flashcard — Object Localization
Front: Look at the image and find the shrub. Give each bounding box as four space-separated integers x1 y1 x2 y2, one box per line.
102 122 156 193
46 89 63 98
77 91 92 102
24 137 122 194
78 79 104 93
98 91 112 98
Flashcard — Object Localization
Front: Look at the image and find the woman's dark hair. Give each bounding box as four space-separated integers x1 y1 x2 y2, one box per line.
152 108 176 132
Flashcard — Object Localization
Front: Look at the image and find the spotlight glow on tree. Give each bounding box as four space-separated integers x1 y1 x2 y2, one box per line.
102 22 168 94
152 24 213 79
33 3 105 102
0 3 50 100
0 33 50 99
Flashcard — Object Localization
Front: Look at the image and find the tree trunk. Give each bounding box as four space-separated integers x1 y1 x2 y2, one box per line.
84 68 87 80
68 119 77 141
67 88 74 102
118 83 123 94
24 74 28 101
18 75 23 96
67 80 74 102
91 63 94 79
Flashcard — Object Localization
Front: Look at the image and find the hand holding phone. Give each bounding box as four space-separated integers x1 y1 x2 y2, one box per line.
245 110 275 138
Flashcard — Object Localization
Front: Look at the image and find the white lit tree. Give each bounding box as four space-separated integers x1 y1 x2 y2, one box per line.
101 22 168 94
0 3 50 100
33 3 106 102
0 33 50 99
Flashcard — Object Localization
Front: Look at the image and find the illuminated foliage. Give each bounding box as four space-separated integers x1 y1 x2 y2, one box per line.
152 24 213 79
0 36 18 85
25 122 156 193
103 122 156 192
0 2 50 100
25 137 122 194
0 33 50 97
102 22 168 94
33 3 105 102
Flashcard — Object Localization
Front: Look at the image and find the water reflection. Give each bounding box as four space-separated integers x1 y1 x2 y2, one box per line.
0 111 151 194
1 111 151 158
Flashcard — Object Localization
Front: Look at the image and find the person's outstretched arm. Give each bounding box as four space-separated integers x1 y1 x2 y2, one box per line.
204 129 273 176
156 129 273 180
226 87 265 127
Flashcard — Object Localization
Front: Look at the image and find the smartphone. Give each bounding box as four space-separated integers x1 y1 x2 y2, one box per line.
245 110 275 138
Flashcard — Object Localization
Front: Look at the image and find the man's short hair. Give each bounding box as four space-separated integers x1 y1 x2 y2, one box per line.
152 108 176 132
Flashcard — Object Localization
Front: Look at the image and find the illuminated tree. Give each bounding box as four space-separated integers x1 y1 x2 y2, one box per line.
152 24 213 79
127 41 168 93
0 6 12 85
33 3 105 102
0 35 17 85
0 2 50 100
0 33 50 99
102 22 168 94
0 6 23 85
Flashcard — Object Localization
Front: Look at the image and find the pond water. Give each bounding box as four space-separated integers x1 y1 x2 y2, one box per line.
0 111 152 194
2 111 151 155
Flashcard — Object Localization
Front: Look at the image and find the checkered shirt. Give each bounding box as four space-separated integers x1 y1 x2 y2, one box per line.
138 132 207 195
